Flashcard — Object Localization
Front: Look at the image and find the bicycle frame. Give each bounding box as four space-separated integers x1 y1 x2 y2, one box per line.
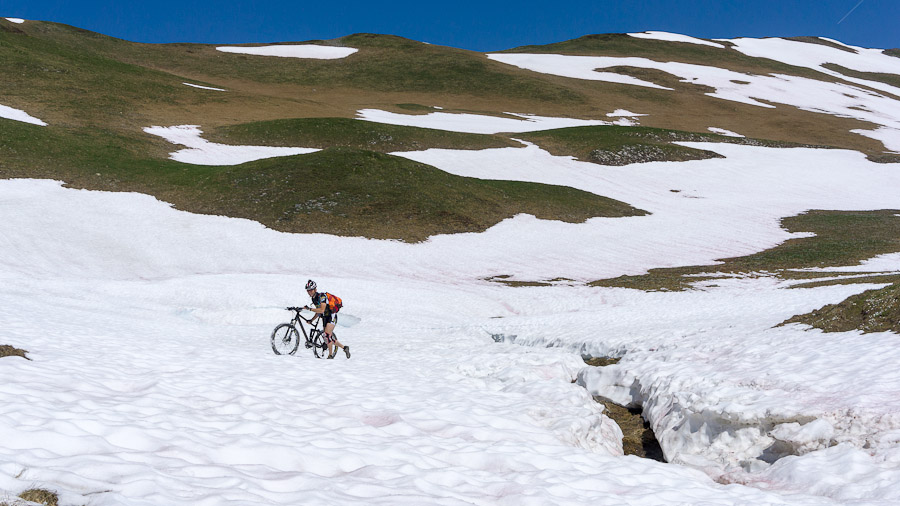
287 310 309 342
289 308 333 346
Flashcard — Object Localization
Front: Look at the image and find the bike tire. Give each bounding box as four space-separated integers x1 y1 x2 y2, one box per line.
271 323 301 355
310 330 329 359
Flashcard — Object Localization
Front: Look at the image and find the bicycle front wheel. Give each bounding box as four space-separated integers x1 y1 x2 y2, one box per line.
271 323 301 355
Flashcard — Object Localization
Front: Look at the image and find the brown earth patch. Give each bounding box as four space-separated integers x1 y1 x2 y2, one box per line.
0 345 30 360
18 489 58 506
582 356 665 461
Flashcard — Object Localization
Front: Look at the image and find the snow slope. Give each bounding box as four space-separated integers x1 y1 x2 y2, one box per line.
2 178 852 506
4 135 900 504
5 31 900 504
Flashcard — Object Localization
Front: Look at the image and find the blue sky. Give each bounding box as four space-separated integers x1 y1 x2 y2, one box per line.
4 0 898 50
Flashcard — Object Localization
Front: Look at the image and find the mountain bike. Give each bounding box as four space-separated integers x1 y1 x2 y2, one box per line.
270 307 330 358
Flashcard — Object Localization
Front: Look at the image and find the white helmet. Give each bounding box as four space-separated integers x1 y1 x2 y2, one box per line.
305 279 317 291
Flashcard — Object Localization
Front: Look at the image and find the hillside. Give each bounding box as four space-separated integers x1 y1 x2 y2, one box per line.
4 18 900 506
3 19 900 241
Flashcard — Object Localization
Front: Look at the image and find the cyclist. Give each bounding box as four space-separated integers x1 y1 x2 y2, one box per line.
303 279 350 359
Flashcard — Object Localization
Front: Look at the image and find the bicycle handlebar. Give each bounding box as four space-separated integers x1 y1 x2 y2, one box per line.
286 307 317 325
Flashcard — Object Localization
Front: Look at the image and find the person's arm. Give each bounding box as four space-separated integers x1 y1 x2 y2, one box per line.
304 297 327 314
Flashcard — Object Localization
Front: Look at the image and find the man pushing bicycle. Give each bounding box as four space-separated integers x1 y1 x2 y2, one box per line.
303 279 350 359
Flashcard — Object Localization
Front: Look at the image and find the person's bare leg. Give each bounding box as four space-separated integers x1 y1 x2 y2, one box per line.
326 322 349 358
325 322 338 358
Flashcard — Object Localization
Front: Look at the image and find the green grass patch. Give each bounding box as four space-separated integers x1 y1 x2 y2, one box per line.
207 118 518 153
884 49 900 58
395 103 438 112
591 210 900 291
781 283 900 333
199 147 646 242
0 23 213 128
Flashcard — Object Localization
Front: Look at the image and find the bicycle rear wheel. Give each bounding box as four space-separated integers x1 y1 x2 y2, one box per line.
310 330 329 359
271 323 301 355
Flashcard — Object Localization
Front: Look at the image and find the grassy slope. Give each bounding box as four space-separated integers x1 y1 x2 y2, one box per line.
6 19 890 156
0 22 646 241
202 148 645 242
10 22 584 104
781 283 900 333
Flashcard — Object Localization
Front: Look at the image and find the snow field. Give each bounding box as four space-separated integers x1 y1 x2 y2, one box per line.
489 276 900 500
0 103 47 126
2 209 828 504
0 131 900 504
4 18 24 24
216 45 358 60
7 104 900 502
486 53 900 152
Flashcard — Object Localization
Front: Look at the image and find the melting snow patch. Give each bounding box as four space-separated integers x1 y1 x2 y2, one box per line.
0 103 47 126
216 44 358 60
183 82 226 91
4 17 24 23
708 127 745 137
487 54 672 90
144 125 318 165
629 31 725 49
851 126 900 153
794 252 900 273
607 109 647 117
356 109 617 134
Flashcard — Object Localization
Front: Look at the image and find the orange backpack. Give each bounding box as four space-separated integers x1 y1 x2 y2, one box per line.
325 292 343 313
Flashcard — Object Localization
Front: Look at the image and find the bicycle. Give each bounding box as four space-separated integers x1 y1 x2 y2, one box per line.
270 307 331 358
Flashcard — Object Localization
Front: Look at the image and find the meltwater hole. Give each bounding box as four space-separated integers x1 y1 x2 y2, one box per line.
584 357 665 462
